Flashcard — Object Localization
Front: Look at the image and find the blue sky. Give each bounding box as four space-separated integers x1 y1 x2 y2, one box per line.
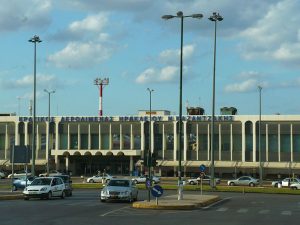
1 0 300 117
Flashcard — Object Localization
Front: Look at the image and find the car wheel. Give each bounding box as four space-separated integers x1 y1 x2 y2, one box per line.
61 191 65 199
249 183 255 187
291 186 297 190
106 179 110 184
134 180 138 184
274 183 278 188
129 194 133 203
13 185 17 191
229 182 235 186
190 181 195 185
89 179 94 183
47 191 52 200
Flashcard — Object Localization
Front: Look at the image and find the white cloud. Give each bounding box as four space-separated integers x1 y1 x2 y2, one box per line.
69 14 108 33
48 42 113 69
159 45 196 64
0 0 52 32
225 79 258 93
136 66 179 84
239 0 300 65
0 74 58 89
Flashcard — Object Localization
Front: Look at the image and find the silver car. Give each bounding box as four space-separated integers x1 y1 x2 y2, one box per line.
227 176 259 187
100 178 138 202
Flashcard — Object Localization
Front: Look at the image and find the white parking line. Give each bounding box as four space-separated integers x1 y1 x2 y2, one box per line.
216 207 228 212
237 208 248 213
99 206 131 217
281 211 292 216
258 209 270 214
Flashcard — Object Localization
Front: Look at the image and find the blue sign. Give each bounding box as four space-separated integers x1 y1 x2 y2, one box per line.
199 164 206 172
146 179 151 188
151 185 163 198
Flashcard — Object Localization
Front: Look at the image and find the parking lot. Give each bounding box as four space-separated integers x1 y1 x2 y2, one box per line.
1 189 300 225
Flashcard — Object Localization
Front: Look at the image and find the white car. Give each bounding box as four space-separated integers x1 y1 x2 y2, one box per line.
187 175 221 185
290 182 300 190
39 170 62 177
100 178 138 202
8 171 32 179
87 174 114 183
132 175 160 184
0 171 5 179
272 178 300 187
23 177 66 200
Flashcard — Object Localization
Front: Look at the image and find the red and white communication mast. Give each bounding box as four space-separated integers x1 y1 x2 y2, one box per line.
94 77 109 116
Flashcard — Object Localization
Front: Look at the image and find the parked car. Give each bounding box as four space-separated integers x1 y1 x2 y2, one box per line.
187 175 220 185
100 178 138 202
13 176 35 191
0 171 6 179
271 178 300 187
290 182 300 190
23 177 66 200
53 174 73 196
39 170 62 177
8 171 32 179
227 176 259 187
132 175 160 184
87 174 114 183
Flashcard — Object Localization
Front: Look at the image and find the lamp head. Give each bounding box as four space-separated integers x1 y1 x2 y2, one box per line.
177 11 183 17
29 35 42 43
191 14 203 19
162 15 175 20
209 12 223 22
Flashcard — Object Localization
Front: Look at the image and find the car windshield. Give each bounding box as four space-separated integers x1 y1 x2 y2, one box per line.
108 180 129 187
30 178 51 186
54 176 69 183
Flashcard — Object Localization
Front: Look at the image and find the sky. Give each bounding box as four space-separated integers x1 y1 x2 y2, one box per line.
1 0 300 117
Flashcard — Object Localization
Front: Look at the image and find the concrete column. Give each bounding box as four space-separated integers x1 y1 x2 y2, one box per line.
230 123 233 161
173 121 177 161
15 122 20 145
130 124 134 150
120 124 123 150
109 123 112 150
78 124 81 150
55 155 59 170
99 124 101 150
219 123 222 161
242 122 246 162
291 124 293 162
207 124 210 161
173 166 177 177
183 121 187 161
5 124 9 159
65 155 69 172
253 121 256 162
88 124 91 150
266 124 269 161
141 122 145 151
162 123 166 160
67 124 70 150
55 122 60 150
24 122 29 145
36 124 40 158
278 124 281 162
130 156 134 176
196 124 199 160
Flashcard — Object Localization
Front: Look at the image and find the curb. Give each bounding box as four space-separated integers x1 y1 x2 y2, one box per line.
132 195 221 210
0 194 23 200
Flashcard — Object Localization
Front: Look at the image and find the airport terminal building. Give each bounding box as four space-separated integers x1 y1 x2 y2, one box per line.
1 109 300 178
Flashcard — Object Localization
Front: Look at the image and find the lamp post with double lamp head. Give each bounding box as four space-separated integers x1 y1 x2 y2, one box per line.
258 85 263 186
146 88 154 202
44 89 55 176
208 12 223 189
162 11 203 200
29 35 42 176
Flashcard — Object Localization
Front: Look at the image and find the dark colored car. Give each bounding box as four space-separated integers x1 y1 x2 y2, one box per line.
53 175 73 196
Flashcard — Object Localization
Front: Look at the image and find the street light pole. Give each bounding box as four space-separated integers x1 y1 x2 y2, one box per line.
162 11 203 200
29 35 42 177
147 88 154 202
209 12 223 189
44 89 55 176
258 85 263 186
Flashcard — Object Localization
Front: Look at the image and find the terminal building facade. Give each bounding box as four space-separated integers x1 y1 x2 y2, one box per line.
1 109 300 178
